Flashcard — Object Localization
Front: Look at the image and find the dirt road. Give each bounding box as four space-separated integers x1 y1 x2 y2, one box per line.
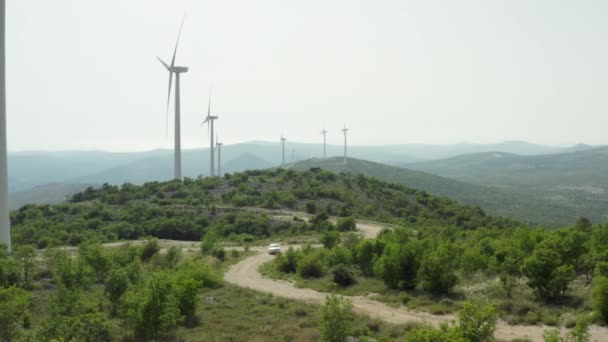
225 219 608 342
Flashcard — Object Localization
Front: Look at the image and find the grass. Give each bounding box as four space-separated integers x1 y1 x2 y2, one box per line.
177 285 411 341
260 257 598 327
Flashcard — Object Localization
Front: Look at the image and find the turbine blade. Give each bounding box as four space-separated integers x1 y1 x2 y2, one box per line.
157 57 170 70
201 116 210 126
166 72 174 137
171 17 185 68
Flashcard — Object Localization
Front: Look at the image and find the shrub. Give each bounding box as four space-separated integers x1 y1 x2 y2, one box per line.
140 238 160 262
305 201 317 214
0 287 31 342
593 276 608 323
331 264 357 287
277 247 298 273
121 272 183 341
336 217 356 232
212 248 226 261
298 253 324 278
320 230 341 249
457 302 496 342
319 295 353 342
418 245 458 295
374 242 420 290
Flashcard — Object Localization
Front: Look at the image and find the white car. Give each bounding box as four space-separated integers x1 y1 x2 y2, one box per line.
268 243 281 255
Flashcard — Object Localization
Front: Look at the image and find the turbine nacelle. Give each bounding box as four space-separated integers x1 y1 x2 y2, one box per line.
171 66 189 73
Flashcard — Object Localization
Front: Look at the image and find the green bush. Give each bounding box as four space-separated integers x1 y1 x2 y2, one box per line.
319 295 353 342
374 242 420 290
298 253 324 278
0 286 31 342
458 302 496 342
593 276 608 323
140 238 160 262
277 247 298 273
212 247 226 261
320 230 341 249
331 264 357 287
336 217 356 232
418 245 457 295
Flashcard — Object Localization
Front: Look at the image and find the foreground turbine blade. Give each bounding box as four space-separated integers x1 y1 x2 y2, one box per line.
171 17 185 68
166 72 173 136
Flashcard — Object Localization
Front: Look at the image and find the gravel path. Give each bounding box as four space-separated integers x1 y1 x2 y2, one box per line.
224 218 608 342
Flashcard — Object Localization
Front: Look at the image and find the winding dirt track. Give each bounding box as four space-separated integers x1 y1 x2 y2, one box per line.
225 218 608 342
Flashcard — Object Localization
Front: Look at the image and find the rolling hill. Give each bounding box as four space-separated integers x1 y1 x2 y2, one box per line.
288 157 596 226
7 140 589 194
408 147 608 224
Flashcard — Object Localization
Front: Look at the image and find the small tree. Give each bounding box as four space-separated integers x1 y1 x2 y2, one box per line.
122 272 183 341
0 287 30 342
457 302 496 342
140 238 160 262
331 264 357 287
319 295 353 342
277 247 298 273
593 276 608 323
523 243 575 301
418 245 457 295
321 230 341 249
354 239 376 276
298 253 324 278
105 267 130 315
336 217 356 232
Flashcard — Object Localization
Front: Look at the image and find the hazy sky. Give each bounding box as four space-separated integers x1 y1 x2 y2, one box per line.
7 0 608 151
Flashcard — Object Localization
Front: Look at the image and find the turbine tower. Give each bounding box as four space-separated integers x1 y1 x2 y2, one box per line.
216 136 223 176
202 91 218 177
320 128 327 159
341 125 348 165
158 18 188 180
280 132 287 168
0 0 10 252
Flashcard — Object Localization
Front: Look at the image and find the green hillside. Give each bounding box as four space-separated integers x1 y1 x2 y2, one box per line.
409 148 608 224
288 157 591 226
11 168 516 248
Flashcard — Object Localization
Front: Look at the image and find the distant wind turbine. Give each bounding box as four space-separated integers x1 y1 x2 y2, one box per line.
321 128 327 159
281 132 287 168
0 0 10 252
202 90 218 177
216 135 223 176
341 125 348 165
158 18 188 180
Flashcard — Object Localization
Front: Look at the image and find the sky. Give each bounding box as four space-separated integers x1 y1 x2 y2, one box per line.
6 0 608 151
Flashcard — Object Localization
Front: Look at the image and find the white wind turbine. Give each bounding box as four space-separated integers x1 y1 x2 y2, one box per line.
216 135 223 176
321 128 327 159
0 0 10 251
341 124 348 165
280 131 287 168
158 18 188 180
201 90 218 177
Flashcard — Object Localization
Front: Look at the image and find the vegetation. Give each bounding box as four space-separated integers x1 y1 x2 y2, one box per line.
3 168 608 340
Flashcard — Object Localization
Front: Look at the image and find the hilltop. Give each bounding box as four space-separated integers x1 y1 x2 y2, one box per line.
11 168 517 248
288 157 591 226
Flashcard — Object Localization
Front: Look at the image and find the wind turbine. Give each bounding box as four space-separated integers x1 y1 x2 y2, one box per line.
0 0 9 252
201 90 218 177
341 125 348 165
280 132 287 168
216 136 223 176
158 18 188 180
321 128 327 159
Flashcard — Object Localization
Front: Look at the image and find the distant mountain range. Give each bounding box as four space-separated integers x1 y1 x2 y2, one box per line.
8 140 592 192
7 140 606 226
